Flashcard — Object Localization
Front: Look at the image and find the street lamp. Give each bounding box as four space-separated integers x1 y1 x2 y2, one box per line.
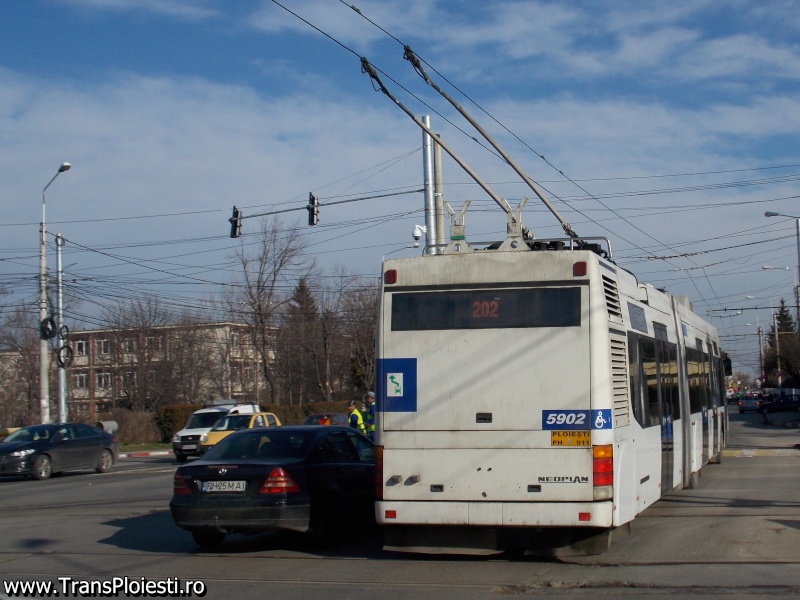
40 162 71 424
764 212 800 326
763 264 798 318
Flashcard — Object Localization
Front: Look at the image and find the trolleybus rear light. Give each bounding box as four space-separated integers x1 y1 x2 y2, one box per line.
573 261 587 277
384 269 398 284
385 510 397 519
578 512 591 522
592 445 613 488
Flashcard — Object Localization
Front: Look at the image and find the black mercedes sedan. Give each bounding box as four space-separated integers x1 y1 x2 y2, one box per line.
0 423 118 480
170 425 375 549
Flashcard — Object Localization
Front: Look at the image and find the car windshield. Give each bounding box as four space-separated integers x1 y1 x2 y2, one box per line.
185 412 225 430
204 430 311 461
211 415 251 431
4 426 53 443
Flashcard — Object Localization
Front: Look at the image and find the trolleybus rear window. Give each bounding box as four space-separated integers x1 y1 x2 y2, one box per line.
391 287 581 331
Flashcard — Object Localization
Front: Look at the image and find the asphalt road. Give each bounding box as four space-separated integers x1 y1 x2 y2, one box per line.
0 411 798 599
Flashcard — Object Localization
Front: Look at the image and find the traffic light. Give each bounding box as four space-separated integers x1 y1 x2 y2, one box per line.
229 205 242 238
307 193 319 226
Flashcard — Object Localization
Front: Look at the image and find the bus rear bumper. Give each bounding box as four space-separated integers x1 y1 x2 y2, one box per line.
377 501 616 556
377 500 613 528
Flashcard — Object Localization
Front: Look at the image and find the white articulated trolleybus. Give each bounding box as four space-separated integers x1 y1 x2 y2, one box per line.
361 50 727 556
374 223 727 556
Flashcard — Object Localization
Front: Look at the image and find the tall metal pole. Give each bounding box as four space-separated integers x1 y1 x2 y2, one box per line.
757 326 764 385
421 116 436 254
764 212 800 327
57 234 67 423
795 217 800 328
764 211 800 386
39 162 71 424
433 134 445 248
773 312 782 388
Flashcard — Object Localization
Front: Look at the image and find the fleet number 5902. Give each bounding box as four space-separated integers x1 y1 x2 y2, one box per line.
542 410 589 430
546 412 586 426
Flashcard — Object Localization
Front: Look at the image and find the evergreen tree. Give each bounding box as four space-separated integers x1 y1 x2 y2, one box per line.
763 299 799 388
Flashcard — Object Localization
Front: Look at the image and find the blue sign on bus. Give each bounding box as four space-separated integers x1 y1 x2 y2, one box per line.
376 358 417 412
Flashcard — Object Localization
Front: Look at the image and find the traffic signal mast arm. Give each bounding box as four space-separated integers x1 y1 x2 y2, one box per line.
226 189 422 237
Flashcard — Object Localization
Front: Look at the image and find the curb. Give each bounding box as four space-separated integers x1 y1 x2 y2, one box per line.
119 450 174 458
764 414 800 428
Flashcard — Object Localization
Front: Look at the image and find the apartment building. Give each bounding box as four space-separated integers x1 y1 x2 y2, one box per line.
67 321 264 417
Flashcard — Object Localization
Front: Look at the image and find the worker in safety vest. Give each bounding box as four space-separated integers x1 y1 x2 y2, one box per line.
364 391 376 441
347 400 366 435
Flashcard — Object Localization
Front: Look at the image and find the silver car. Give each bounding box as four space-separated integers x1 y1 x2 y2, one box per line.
738 396 761 414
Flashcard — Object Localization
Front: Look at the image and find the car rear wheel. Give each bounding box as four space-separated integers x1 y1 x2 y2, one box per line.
96 449 113 473
191 529 226 549
32 454 52 480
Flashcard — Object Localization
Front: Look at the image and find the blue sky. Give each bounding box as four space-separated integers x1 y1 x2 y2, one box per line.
1 0 799 379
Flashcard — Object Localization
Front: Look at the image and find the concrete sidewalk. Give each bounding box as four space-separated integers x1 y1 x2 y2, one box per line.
764 410 800 428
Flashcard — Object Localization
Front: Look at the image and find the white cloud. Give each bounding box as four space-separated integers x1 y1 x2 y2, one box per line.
59 0 221 20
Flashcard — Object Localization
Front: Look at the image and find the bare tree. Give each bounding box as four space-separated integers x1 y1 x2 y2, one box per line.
228 217 313 405
342 277 379 394
307 268 357 402
0 304 46 425
103 297 178 411
282 269 377 403
168 313 220 405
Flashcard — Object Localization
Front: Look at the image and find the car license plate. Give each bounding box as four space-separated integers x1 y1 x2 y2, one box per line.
202 480 246 493
550 431 591 446
182 444 196 450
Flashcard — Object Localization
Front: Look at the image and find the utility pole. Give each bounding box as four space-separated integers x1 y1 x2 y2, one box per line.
39 162 71 424
57 234 67 423
773 312 782 387
434 133 445 250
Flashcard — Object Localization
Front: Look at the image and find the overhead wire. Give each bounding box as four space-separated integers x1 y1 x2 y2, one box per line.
326 1 727 309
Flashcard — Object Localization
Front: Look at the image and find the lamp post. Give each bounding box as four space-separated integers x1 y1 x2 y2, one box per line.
39 162 71 424
773 312 782 387
765 212 800 327
762 264 799 326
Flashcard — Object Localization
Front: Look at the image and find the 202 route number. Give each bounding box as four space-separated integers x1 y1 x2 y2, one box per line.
471 300 499 318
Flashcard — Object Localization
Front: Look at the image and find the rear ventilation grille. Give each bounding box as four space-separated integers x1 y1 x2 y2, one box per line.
602 274 623 324
609 334 631 427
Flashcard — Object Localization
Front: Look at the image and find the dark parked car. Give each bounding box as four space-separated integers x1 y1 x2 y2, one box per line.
759 394 800 414
0 423 118 480
170 425 375 549
300 413 348 426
